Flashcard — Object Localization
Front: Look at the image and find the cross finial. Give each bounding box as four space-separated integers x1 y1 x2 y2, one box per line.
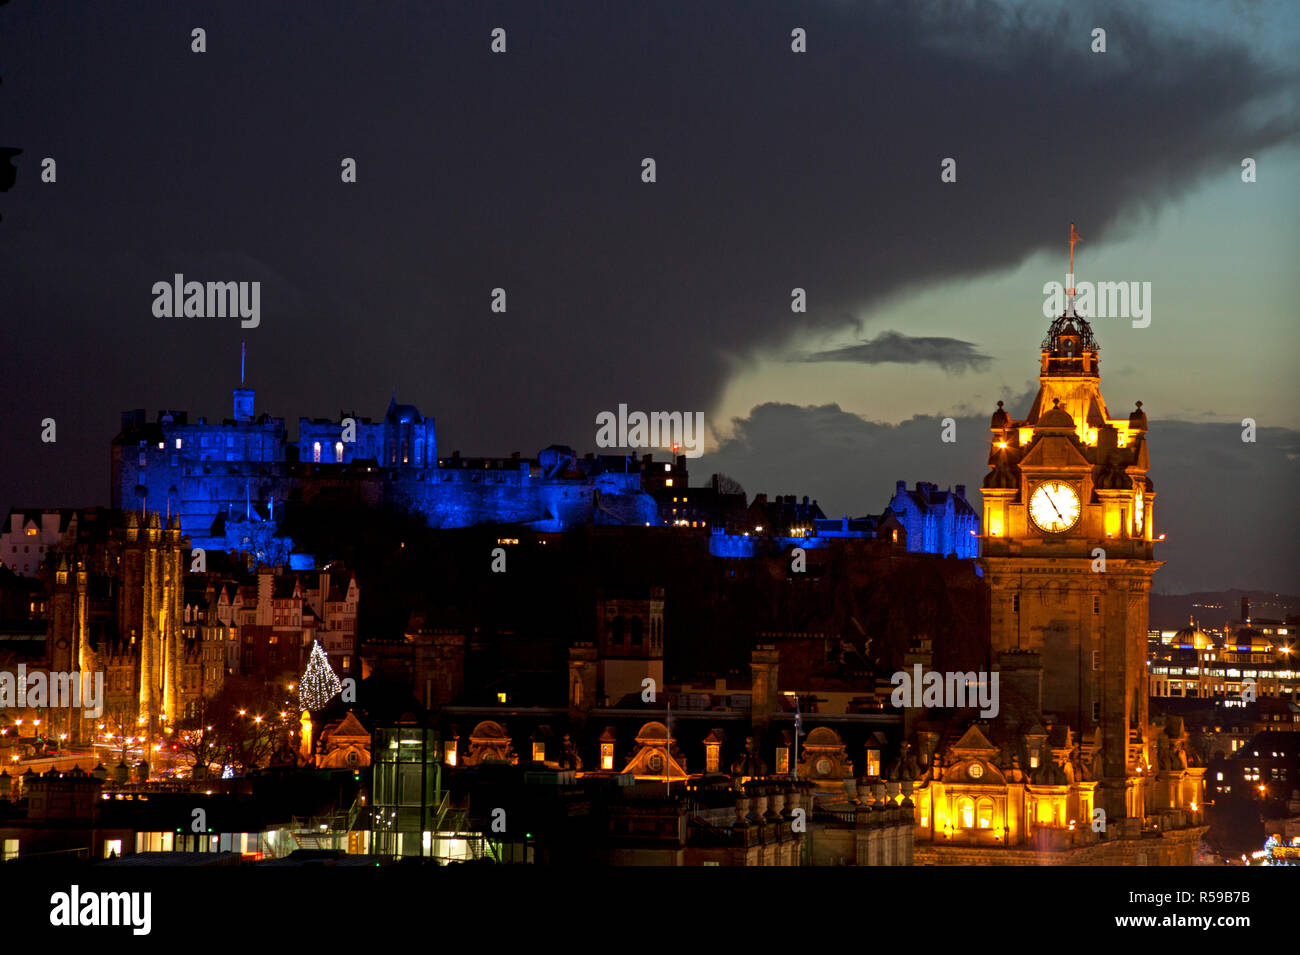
1069 223 1081 277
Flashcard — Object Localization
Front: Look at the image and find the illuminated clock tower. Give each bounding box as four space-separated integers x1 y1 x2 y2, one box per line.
979 226 1158 823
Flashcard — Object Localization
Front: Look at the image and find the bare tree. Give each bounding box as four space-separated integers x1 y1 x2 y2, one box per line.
173 697 226 777
714 473 745 496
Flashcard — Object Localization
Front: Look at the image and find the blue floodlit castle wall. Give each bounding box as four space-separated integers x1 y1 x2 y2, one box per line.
112 388 657 550
887 480 979 558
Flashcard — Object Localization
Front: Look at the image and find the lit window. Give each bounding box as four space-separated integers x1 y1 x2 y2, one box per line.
335 441 344 462
445 741 457 766
977 799 994 829
958 797 975 829
313 442 321 463
705 743 720 773
497 692 507 703
663 464 671 472
175 438 183 449
891 529 898 543
776 746 790 775
601 743 614 771
867 749 880 777
532 742 545 762
665 479 673 487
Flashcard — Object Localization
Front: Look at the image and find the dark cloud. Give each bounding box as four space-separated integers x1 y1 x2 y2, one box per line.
701 401 1300 594
798 330 992 372
1 2 1296 531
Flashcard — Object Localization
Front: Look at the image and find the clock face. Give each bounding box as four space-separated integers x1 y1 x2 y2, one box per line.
969 762 984 779
815 758 832 776
1028 481 1081 533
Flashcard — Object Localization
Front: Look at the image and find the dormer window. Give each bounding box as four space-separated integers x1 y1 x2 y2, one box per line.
705 741 720 773
600 742 614 771
775 746 790 775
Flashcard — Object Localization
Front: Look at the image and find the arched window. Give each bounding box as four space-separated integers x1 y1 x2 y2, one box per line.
958 797 975 829
630 617 643 647
313 441 321 463
335 441 344 462
611 616 625 646
977 798 994 829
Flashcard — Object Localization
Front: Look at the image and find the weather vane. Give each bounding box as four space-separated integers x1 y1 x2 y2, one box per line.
1067 223 1082 315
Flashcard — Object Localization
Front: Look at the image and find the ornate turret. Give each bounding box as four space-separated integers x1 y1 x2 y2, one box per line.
1128 400 1148 432
990 400 1009 430
1040 223 1100 377
1040 314 1100 376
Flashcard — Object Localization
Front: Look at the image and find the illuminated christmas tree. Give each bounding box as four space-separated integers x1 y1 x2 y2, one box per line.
298 641 343 711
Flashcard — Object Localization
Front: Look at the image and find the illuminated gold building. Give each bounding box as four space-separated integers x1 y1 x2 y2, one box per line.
912 237 1206 863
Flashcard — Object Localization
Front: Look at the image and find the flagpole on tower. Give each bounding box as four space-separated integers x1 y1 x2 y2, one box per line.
665 701 672 796
793 696 802 780
1066 223 1082 317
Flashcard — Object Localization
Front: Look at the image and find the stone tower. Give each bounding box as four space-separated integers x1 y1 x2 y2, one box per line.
595 587 665 705
118 511 186 735
978 289 1159 822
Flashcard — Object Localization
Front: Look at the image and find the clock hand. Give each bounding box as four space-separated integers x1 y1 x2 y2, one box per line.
1045 489 1063 520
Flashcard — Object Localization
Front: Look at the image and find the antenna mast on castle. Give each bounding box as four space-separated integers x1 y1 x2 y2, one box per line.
1066 223 1081 316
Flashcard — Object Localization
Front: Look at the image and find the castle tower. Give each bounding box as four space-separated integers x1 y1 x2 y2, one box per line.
978 226 1159 823
233 342 255 422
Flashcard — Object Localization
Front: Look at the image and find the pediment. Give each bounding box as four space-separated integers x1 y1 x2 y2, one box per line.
1019 434 1092 470
950 724 998 757
941 758 1006 786
623 744 688 781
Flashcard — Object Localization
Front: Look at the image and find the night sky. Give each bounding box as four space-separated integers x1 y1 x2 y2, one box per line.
2 1 1297 592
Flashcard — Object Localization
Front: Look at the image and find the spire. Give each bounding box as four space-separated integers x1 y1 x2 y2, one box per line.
1067 222 1082 317
1042 225 1099 379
